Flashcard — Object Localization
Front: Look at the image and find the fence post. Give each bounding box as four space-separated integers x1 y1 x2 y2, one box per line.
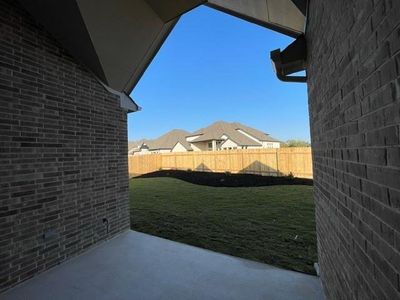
276 149 280 176
241 150 244 173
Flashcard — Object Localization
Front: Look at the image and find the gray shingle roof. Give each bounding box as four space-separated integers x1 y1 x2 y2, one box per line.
188 121 279 146
234 122 280 142
129 129 191 151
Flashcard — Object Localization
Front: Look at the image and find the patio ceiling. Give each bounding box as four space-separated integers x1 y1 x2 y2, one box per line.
19 0 307 94
206 0 306 38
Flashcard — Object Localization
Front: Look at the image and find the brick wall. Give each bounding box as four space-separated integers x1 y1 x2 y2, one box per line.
0 0 130 292
307 0 400 299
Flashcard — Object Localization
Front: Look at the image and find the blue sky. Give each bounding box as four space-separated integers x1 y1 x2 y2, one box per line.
128 5 310 142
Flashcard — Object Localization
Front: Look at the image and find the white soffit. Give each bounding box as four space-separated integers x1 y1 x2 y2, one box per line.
145 0 206 23
207 0 305 37
76 0 177 93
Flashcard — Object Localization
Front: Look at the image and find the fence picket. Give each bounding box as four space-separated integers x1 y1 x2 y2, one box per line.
128 147 313 178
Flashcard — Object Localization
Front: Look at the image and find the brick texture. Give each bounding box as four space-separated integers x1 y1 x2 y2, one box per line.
0 0 130 292
307 0 400 299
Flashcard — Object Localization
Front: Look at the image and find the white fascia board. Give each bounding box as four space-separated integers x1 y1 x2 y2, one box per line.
99 81 141 113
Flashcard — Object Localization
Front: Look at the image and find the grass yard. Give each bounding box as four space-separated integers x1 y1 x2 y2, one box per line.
129 176 317 274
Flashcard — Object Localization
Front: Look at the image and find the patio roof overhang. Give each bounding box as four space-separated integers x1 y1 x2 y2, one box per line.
206 0 306 38
19 0 307 96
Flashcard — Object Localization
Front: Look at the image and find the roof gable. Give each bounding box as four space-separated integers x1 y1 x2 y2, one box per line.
133 129 191 150
189 121 279 145
233 122 279 142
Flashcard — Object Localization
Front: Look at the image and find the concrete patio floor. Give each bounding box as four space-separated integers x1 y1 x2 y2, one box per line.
2 230 324 300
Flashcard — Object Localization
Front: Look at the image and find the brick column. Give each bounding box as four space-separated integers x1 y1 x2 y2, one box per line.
307 0 400 299
0 0 130 292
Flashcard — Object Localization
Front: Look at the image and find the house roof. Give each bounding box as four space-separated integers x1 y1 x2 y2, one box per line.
128 139 150 152
129 129 192 151
188 121 279 146
235 123 280 142
19 1 306 95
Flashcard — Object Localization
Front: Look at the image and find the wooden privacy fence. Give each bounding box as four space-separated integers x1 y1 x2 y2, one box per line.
128 147 313 178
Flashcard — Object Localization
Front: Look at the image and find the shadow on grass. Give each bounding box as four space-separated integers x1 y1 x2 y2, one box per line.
130 210 317 275
135 169 313 187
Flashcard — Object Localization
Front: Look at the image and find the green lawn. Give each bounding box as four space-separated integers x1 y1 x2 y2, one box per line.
129 177 317 274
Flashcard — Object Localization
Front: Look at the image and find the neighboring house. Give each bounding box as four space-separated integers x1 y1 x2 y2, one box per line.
186 121 280 151
129 129 191 155
128 139 150 155
128 121 280 154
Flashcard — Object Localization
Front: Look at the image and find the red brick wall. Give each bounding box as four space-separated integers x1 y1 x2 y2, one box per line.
0 0 130 291
307 0 400 299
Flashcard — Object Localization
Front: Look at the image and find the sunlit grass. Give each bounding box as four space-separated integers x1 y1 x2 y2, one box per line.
129 177 317 274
